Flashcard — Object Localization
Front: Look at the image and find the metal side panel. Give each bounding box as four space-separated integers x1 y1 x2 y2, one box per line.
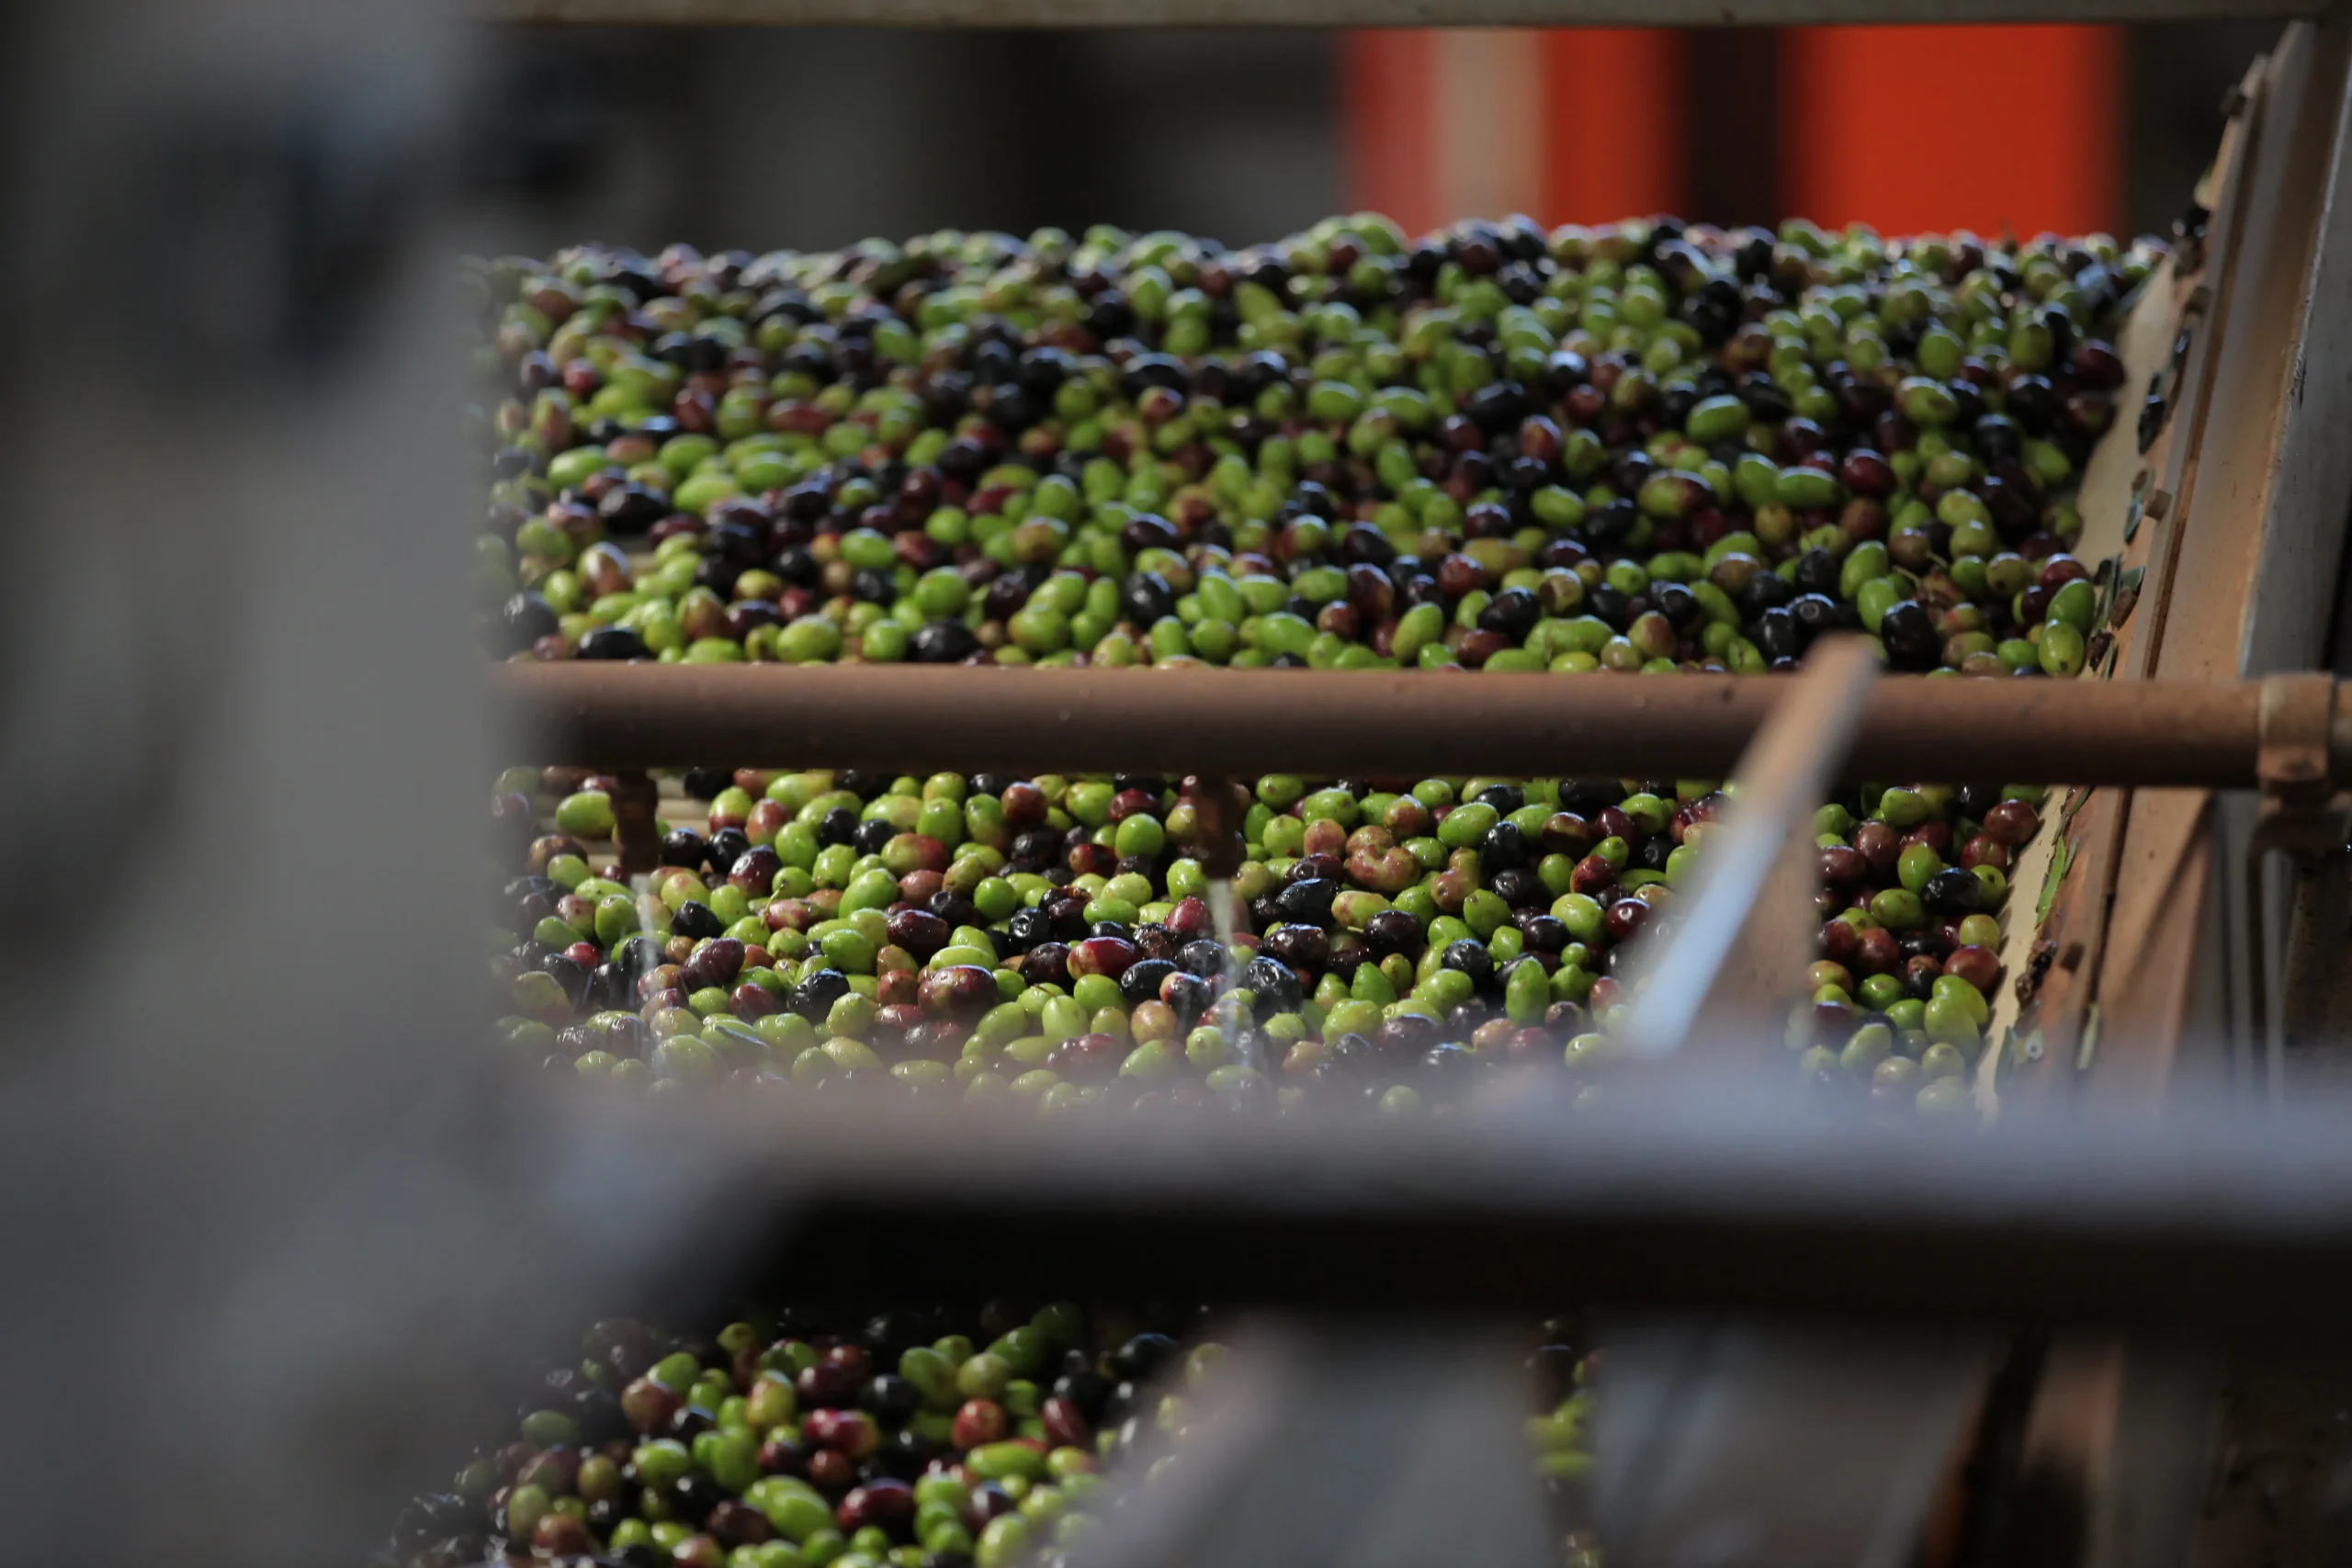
1594 1321 1997 1568
1066 1322 1556 1568
2096 10 2352 1103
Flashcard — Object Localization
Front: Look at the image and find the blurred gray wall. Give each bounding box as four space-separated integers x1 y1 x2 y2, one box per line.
466 27 1341 255
2127 21 2283 236
466 23 2271 259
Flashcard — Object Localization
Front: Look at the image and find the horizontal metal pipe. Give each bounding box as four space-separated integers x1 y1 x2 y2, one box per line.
492 663 2309 787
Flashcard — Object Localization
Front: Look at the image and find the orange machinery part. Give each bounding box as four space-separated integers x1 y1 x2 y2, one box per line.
1346 25 2120 240
1343 28 1688 232
1539 29 1690 225
1782 26 2122 238
1343 30 1442 236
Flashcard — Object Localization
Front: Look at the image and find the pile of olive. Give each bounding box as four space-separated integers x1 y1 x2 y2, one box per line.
497 761 2029 1121
472 215 2150 684
383 1304 1596 1568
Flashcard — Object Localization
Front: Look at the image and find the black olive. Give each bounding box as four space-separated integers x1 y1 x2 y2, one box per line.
673 901 725 942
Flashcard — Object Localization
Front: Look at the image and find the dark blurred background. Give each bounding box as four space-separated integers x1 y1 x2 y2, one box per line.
463 22 2280 256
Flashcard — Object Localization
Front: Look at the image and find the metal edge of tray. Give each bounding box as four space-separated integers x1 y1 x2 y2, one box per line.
473 0 2321 28
1984 17 2352 1568
1992 47 2269 1113
2141 18 2352 1568
2094 11 2352 1105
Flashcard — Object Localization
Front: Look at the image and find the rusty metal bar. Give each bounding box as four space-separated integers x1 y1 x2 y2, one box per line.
491 662 2332 788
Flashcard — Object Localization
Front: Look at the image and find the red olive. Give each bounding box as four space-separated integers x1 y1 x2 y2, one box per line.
1982 799 2041 847
1818 919 1861 964
951 1399 1009 1449
1569 854 1617 898
836 1478 915 1536
1038 1393 1093 1450
1066 936 1139 981
1944 944 2002 993
620 1376 680 1434
918 965 997 1019
1958 834 2010 871
1855 927 1903 976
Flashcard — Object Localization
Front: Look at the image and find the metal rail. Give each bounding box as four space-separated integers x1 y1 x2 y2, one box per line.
493 661 2349 787
665 1086 2352 1338
478 0 2322 25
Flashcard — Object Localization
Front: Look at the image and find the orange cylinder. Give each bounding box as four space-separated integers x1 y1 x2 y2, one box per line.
1784 26 2122 238
1541 29 1690 224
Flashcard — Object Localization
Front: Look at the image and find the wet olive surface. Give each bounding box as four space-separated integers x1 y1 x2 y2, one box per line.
473 216 2147 682
388 1305 1597 1568
475 759 2032 1568
457 209 2141 1568
502 766 2036 1121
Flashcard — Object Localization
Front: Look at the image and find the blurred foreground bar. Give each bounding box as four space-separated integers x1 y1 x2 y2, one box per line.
648 1086 2352 1337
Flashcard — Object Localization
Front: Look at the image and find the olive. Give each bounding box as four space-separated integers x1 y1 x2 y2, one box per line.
1272 877 1339 928
1176 939 1227 977
1476 587 1541 640
792 968 852 1019
1243 955 1302 1010
928 890 982 929
910 619 978 663
1119 958 1180 1006
499 592 558 653
1123 571 1177 625
1261 925 1329 973
1356 908 1421 957
1924 867 1984 914
1021 942 1071 987
469 218 2135 1160
1110 1333 1179 1382
1002 908 1052 953
1491 869 1544 908
1740 570 1793 616
1441 939 1495 989
886 908 951 960
1792 548 1839 596
1789 592 1842 641
1878 601 1942 670
673 901 725 942
859 1374 922 1426
1476 822 1530 874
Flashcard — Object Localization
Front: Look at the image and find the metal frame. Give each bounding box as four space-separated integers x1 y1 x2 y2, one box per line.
11 6 2352 1568
454 11 2352 1563
476 0 2324 26
9 5 2337 1568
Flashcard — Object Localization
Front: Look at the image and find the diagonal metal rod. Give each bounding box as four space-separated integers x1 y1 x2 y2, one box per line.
1620 639 1878 1058
1063 1322 1554 1568
1595 645 1975 1568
